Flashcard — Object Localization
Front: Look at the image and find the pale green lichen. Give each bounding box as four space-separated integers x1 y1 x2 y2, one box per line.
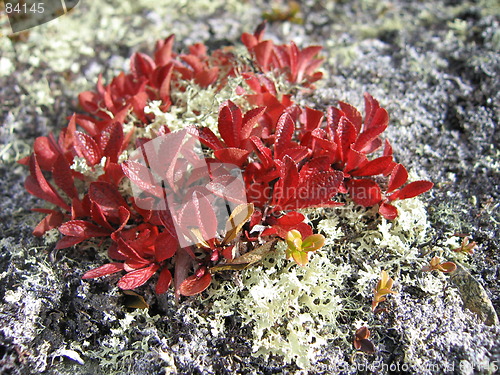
147 76 248 136
70 156 107 180
203 195 443 369
0 56 14 76
85 309 174 375
206 242 352 369
17 0 255 74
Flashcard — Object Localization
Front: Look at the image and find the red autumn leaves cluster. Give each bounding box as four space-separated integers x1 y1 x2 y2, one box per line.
20 24 433 297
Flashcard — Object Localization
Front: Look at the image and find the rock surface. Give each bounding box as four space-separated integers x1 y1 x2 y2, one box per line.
0 0 498 374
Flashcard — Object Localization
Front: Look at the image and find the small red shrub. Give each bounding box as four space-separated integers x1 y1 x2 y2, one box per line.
21 24 433 298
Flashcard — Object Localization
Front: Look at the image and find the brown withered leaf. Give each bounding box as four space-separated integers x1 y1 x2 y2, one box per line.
223 203 254 244
210 239 279 272
354 326 376 354
122 290 149 309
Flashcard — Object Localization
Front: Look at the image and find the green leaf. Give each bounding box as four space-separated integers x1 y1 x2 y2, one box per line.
291 249 309 266
301 234 325 252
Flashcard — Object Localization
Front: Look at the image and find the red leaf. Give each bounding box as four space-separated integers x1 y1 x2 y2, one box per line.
298 157 331 183
241 106 266 139
178 191 218 243
301 107 324 132
294 170 343 208
75 116 99 137
158 210 178 240
339 101 362 134
78 91 101 114
118 264 160 290
99 122 124 163
366 107 389 131
181 54 203 73
253 40 273 71
344 148 367 173
389 181 434 201
282 146 310 163
154 34 175 66
364 93 383 130
156 268 173 294
156 130 191 191
363 137 383 155
52 155 77 199
59 220 111 238
241 33 258 50
213 147 250 167
74 131 101 166
336 117 358 162
82 262 124 279
55 236 85 249
218 100 242 147
90 202 114 231
116 206 131 233
195 67 219 87
350 156 393 177
130 52 155 78
179 272 212 296
189 43 207 57
156 62 174 102
32 211 64 237
122 160 164 197
26 155 70 210
326 106 342 136
70 197 88 219
276 211 305 226
114 237 150 268
387 164 408 193
379 202 398 220
33 136 60 171
269 212 312 239
294 222 314 238
103 85 114 112
155 232 178 262
275 113 295 159
383 139 393 157
250 136 274 168
186 126 224 151
353 125 386 154
100 162 125 186
273 156 299 208
130 92 149 122
347 179 382 207
275 155 299 191
295 45 323 83
206 174 248 205
89 182 127 216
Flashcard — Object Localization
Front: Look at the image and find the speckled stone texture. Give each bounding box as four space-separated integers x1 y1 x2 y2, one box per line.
0 0 498 374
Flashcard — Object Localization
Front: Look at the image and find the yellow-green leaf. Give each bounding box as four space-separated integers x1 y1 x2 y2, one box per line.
291 249 309 267
286 229 302 252
301 234 325 252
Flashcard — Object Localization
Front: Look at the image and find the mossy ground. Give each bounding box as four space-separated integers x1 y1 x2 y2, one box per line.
0 0 498 374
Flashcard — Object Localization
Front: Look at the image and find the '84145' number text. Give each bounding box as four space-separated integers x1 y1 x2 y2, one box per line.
5 2 45 14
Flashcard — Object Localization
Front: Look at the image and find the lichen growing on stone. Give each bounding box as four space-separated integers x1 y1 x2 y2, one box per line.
19 17 435 308
203 197 441 368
